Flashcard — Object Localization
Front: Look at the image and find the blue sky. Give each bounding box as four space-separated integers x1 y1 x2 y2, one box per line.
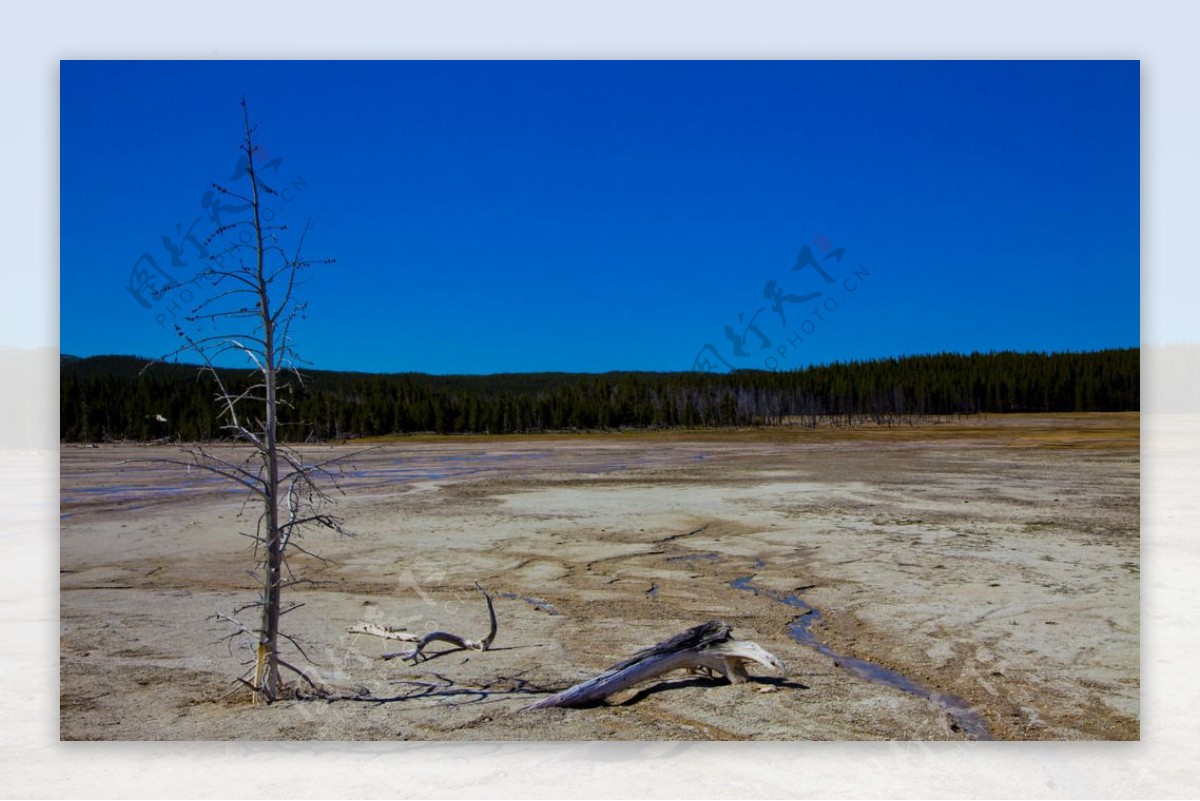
60 60 1139 374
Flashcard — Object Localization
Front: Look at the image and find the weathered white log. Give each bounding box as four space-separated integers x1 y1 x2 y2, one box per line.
523 620 785 710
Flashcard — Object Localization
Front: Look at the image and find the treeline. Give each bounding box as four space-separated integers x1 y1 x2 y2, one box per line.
59 348 1139 442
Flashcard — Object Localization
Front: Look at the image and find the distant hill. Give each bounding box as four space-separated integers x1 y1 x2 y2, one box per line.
59 348 1140 442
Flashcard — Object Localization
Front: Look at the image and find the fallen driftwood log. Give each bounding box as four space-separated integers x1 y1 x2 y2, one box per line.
523 620 785 710
348 582 498 663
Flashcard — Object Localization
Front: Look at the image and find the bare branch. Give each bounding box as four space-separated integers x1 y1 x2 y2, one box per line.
379 584 498 663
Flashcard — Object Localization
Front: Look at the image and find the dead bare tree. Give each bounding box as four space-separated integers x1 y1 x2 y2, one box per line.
150 98 342 702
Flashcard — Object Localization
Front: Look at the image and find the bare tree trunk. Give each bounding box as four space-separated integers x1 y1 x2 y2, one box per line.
231 99 287 702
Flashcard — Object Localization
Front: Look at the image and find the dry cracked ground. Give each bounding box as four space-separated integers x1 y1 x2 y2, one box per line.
60 413 1139 741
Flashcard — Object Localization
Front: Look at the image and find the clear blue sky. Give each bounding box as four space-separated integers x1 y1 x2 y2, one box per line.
60 60 1139 374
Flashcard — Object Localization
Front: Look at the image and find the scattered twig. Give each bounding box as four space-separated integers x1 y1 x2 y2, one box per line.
352 583 497 663
346 623 420 642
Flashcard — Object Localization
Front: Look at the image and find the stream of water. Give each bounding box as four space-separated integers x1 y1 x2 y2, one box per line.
730 574 993 740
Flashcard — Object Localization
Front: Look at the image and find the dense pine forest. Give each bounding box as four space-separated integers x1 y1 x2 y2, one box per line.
59 348 1139 442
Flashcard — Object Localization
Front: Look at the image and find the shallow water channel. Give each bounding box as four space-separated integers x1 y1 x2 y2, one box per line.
730 574 994 740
